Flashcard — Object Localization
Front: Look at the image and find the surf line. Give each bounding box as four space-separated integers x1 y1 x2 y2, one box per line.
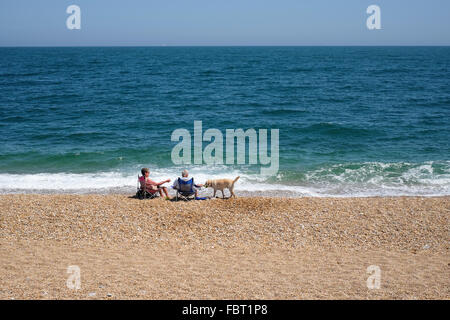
182 304 216 317
171 121 279 176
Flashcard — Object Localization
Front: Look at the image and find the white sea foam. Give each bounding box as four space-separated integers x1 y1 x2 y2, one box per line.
0 164 449 197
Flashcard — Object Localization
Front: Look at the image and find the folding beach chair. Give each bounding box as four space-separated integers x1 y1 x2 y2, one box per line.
136 175 159 200
174 177 196 201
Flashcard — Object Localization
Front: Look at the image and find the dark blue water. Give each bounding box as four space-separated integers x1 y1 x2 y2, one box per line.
0 47 449 196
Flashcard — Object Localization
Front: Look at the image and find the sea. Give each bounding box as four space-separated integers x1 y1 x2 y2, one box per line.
0 46 449 197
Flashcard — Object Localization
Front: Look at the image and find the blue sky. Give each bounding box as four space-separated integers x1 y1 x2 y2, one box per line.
1 0 449 46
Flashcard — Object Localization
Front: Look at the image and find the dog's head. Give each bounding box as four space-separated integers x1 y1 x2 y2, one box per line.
204 180 211 188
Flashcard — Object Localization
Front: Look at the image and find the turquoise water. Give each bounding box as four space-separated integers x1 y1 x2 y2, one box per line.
0 47 449 196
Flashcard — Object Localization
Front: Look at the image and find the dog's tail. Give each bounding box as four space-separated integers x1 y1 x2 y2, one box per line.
232 176 240 186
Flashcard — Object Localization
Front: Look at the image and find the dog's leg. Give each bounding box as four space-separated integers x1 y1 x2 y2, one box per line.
213 189 216 198
222 189 225 199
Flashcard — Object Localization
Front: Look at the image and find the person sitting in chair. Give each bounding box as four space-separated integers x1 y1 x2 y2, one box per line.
172 169 203 199
139 168 171 199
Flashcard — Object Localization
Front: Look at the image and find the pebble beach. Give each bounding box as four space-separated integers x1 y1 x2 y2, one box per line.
1 195 449 299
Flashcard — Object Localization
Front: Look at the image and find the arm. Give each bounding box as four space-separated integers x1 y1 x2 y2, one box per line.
156 179 171 186
146 178 171 187
145 179 161 187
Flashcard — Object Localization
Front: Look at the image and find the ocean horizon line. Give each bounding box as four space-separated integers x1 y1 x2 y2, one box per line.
1 45 450 48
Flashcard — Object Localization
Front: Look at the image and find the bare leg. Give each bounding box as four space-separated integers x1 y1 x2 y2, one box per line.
195 190 198 198
161 187 170 198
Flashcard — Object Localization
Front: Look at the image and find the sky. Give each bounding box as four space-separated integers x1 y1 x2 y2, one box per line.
0 0 449 46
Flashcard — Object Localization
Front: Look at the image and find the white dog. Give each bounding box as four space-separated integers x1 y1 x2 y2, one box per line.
204 176 240 199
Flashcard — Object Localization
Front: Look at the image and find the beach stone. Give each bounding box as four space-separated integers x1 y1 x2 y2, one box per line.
1 194 449 299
